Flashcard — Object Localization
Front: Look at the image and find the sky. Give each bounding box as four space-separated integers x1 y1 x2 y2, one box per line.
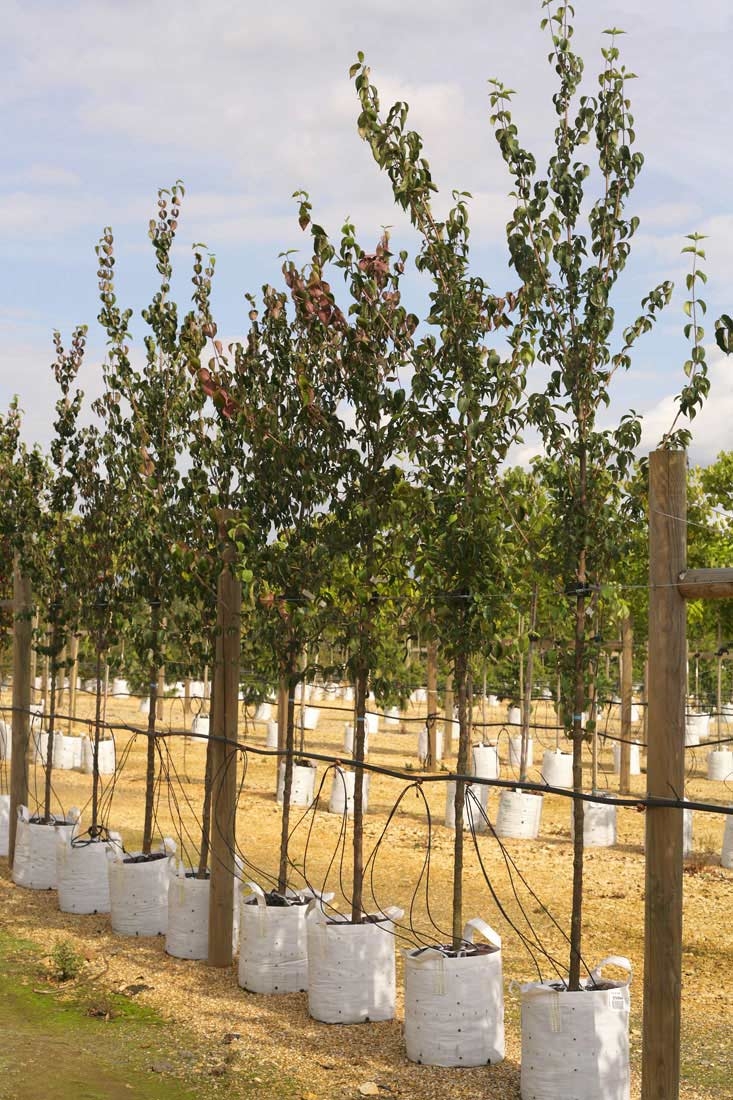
1 0 732 465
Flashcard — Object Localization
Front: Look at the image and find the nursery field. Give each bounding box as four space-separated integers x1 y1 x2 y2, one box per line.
1 688 732 1100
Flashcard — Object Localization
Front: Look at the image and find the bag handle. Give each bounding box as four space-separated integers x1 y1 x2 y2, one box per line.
590 956 632 987
242 880 266 908
463 917 502 951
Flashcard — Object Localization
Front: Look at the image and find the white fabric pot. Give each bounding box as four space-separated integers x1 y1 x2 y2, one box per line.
307 906 403 1023
0 718 11 760
488 694 499 707
384 706 400 728
255 702 272 722
344 723 370 756
417 726 443 764
541 750 573 789
266 719 279 749
0 794 10 857
139 697 150 715
276 762 316 807
190 713 210 738
294 683 312 702
57 832 123 914
412 688 427 705
404 918 504 1066
472 743 499 780
238 883 327 994
445 781 488 833
108 841 175 936
509 735 534 769
508 706 521 726
111 678 129 696
519 956 632 1100
328 768 370 816
495 790 543 839
80 736 116 775
707 750 733 781
343 686 355 703
12 806 79 889
612 742 641 776
302 705 320 730
571 799 617 848
33 730 66 767
722 815 733 869
685 712 710 745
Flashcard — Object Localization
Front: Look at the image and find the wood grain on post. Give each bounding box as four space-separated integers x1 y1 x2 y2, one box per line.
642 449 687 1100
677 567 733 600
619 616 633 794
426 641 438 771
208 553 241 967
9 563 32 865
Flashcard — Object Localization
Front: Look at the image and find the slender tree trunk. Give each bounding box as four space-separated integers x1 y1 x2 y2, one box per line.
569 434 588 992
142 601 160 855
43 617 61 821
198 675 216 878
92 646 104 829
520 585 538 782
452 646 470 951
68 633 79 732
426 639 438 771
277 643 299 894
350 664 369 923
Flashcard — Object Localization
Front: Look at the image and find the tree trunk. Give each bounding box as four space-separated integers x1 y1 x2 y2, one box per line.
520 585 538 782
43 617 61 821
451 647 470 951
9 562 32 864
141 602 161 855
198 675 216 878
426 640 438 771
277 644 299 894
350 665 369 923
92 646 104 829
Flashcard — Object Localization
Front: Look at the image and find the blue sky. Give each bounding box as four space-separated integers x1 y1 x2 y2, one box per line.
1 0 732 462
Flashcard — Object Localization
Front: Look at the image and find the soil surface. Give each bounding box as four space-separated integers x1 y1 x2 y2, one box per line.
1 688 731 1100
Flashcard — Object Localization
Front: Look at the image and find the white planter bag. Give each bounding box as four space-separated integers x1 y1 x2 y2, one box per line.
508 706 521 726
509 735 533 769
108 839 175 936
417 726 443 764
239 882 332 994
0 718 11 760
495 790 543 840
166 858 241 960
57 831 123 914
571 798 617 848
255 702 272 722
445 782 488 833
190 713 210 739
722 815 733 869
412 688 427 705
302 705 320 730
612 742 641 776
12 806 79 890
111 678 129 696
276 762 316 807
541 749 573 789
404 917 504 1066
685 712 709 745
266 719 279 749
384 707 401 728
0 794 10 857
80 736 116 775
307 905 403 1023
33 730 66 767
344 723 370 757
472 743 499 780
518 956 632 1100
707 749 733 782
328 768 370 816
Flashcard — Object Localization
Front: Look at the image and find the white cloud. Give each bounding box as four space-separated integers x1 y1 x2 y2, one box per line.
639 347 733 465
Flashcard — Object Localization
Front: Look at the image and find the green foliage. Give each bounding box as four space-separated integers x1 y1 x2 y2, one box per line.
49 938 84 983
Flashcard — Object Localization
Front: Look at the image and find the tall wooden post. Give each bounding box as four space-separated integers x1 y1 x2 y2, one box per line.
619 616 633 794
208 545 241 967
443 687 454 744
68 633 79 732
9 563 32 865
642 449 687 1100
426 640 438 771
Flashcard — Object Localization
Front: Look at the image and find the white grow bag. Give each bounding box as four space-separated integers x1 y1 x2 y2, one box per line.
190 713 210 739
541 749 573 789
328 768 370 816
239 882 332 993
12 806 79 889
0 718 11 760
0 794 10 857
344 723 370 757
472 743 499 780
707 749 733 782
111 678 129 696
508 706 521 726
57 831 123 914
417 726 443 764
302 705 320 730
509 735 534 769
255 702 272 722
445 781 488 833
495 790 543 840
571 798 617 848
612 742 641 776
685 712 710 745
404 917 504 1066
266 719 279 749
108 840 175 936
276 762 317 806
518 956 632 1100
384 707 401 728
166 859 241 960
80 736 116 775
722 815 733 869
307 905 403 1023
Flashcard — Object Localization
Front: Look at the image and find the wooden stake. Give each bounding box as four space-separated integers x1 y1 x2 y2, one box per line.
9 562 32 865
426 640 438 771
68 633 79 731
208 550 241 967
642 449 687 1100
619 616 633 794
443 687 454 745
